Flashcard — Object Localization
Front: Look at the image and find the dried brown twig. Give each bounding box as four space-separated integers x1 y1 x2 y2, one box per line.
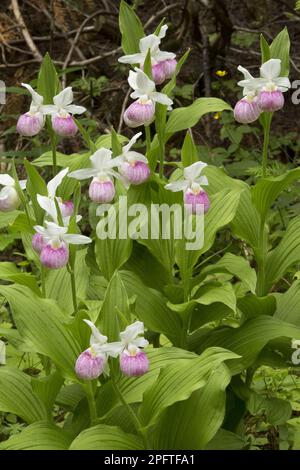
11 0 42 60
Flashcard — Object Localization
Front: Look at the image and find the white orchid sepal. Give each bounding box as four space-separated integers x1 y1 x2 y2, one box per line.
68 148 121 181
42 87 86 117
37 167 69 222
118 25 175 66
165 161 208 193
101 321 149 358
128 68 173 108
34 220 91 247
21 83 44 117
237 59 291 96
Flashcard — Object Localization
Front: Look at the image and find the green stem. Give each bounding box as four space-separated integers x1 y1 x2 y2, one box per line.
159 137 164 179
69 264 78 315
84 381 97 425
261 112 272 178
144 125 151 154
256 216 267 296
41 265 46 298
111 376 149 449
50 130 57 177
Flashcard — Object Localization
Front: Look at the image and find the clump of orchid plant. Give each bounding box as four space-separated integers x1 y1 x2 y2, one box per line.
119 25 177 85
75 320 149 380
234 58 291 123
165 161 210 214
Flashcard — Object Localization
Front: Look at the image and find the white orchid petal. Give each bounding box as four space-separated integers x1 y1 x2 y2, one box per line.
40 104 58 115
123 132 142 154
128 70 138 90
274 76 291 91
184 161 207 180
260 58 281 80
139 34 161 54
68 168 97 180
37 195 57 221
150 91 173 106
0 174 15 187
120 321 145 343
125 151 148 163
64 104 86 115
165 180 188 192
47 167 69 198
155 51 176 62
83 319 107 346
21 83 43 107
195 175 209 187
53 87 73 108
90 148 113 170
62 233 92 245
101 341 124 358
45 220 68 237
134 68 155 95
119 53 144 64
132 337 149 349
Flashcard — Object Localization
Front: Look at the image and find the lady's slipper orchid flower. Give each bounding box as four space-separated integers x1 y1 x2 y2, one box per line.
42 87 86 137
37 168 73 223
102 321 149 377
68 148 120 203
165 161 210 214
237 59 291 114
33 220 91 269
75 320 109 380
118 25 176 84
0 174 26 212
124 68 173 128
17 84 45 136
114 132 150 186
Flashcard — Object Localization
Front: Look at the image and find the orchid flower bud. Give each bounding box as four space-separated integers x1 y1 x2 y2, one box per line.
120 348 149 377
32 233 45 254
234 96 261 124
124 100 155 128
89 178 115 203
184 188 210 214
257 89 284 112
40 241 69 269
75 349 106 380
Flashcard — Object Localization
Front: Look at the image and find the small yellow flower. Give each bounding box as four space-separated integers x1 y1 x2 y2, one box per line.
216 70 228 77
213 112 221 120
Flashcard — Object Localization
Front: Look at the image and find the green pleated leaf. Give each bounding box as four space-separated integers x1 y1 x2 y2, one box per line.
96 203 133 281
46 249 90 315
99 272 130 341
120 270 183 345
153 364 231 449
119 1 144 55
181 130 198 167
269 27 290 77
165 98 232 137
0 284 81 379
37 53 60 105
138 347 239 428
252 168 300 222
96 347 199 417
265 216 300 292
195 315 300 374
199 253 257 294
0 422 72 450
0 367 47 423
70 424 144 450
206 429 246 450
31 371 64 412
274 280 300 326
0 261 40 296
176 188 242 286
